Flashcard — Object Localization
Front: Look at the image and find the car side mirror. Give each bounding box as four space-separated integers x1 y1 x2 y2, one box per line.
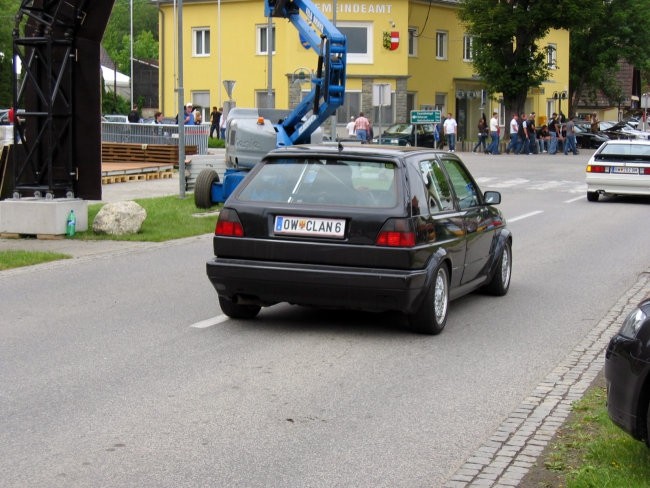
484 191 501 205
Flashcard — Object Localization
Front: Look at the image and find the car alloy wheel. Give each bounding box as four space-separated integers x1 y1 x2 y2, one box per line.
408 264 449 335
483 240 512 296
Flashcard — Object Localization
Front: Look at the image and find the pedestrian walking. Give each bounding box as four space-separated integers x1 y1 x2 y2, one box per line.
528 112 538 154
353 112 371 143
518 113 530 154
473 113 488 153
505 114 519 154
487 111 500 154
563 116 579 155
346 116 356 137
210 106 222 138
443 113 457 152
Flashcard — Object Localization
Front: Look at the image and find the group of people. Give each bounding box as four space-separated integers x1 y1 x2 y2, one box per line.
346 113 374 143
128 103 225 138
179 102 204 127
177 104 225 138
468 110 590 156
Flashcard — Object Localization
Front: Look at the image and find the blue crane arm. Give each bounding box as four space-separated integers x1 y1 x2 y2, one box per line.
265 0 347 146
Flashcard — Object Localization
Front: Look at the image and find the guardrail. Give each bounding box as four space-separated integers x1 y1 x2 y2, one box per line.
101 122 209 155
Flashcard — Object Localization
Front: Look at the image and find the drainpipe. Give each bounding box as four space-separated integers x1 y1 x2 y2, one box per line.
158 4 165 115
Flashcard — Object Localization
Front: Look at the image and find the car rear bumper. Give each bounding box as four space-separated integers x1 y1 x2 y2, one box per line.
605 335 649 441
586 174 650 196
206 257 429 313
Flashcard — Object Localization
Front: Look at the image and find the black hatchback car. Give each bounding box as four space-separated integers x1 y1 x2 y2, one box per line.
605 296 650 446
206 145 512 334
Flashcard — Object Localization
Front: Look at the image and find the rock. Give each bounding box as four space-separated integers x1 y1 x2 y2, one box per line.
92 201 147 235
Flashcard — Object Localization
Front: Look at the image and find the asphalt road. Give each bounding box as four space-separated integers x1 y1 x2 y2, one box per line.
1 150 649 487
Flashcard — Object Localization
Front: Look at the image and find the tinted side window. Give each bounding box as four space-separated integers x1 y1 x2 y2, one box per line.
418 159 454 213
441 158 480 210
407 163 428 216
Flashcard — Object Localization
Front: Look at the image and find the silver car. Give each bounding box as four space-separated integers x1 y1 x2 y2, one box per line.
586 139 650 201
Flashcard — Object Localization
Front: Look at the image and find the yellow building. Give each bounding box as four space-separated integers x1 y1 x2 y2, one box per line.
155 0 569 141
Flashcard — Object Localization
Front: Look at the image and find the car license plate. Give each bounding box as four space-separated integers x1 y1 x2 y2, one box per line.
274 215 346 238
611 166 640 174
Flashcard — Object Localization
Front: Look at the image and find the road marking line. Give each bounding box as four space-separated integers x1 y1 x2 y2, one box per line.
564 195 585 203
508 210 543 223
190 315 229 328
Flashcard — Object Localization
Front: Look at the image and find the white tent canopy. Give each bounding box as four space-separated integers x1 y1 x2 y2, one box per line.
101 65 130 99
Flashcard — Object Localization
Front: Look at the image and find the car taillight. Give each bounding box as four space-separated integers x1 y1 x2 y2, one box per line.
586 164 607 173
376 218 416 247
643 167 650 175
215 208 244 237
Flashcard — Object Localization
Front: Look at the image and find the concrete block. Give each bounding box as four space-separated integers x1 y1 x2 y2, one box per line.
0 198 88 235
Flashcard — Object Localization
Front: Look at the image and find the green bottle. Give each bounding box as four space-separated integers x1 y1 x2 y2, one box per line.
66 209 76 237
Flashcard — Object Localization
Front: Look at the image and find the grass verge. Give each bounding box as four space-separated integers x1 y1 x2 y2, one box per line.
74 194 219 242
0 249 71 270
1 195 218 269
523 372 650 487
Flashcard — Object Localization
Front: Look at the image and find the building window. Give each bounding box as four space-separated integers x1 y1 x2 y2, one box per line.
546 44 557 69
338 91 361 123
546 100 555 121
408 27 417 57
193 28 210 56
255 90 275 109
436 31 447 60
257 25 276 55
407 93 415 115
463 35 473 61
192 91 210 121
435 93 446 112
338 22 373 64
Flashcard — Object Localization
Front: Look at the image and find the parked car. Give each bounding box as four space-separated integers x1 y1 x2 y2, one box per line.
585 139 650 201
574 124 609 149
605 295 650 446
372 123 437 147
103 114 129 123
206 145 512 334
600 120 650 141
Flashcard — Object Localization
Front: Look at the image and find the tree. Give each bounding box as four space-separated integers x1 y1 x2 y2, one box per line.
569 0 650 112
458 0 591 116
104 0 158 75
0 0 21 106
113 30 159 75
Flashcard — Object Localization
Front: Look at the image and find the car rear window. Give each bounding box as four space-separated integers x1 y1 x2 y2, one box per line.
597 143 650 161
237 158 398 207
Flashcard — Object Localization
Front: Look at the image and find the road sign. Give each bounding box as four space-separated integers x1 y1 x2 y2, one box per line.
410 110 441 124
641 93 650 109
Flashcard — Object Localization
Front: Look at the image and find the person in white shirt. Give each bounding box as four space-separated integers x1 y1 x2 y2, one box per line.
442 113 457 152
346 116 356 137
487 111 500 154
505 114 519 154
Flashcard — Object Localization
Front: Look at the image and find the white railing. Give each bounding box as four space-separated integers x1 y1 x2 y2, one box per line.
101 122 209 154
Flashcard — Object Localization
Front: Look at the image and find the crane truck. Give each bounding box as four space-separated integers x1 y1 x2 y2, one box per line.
193 0 347 208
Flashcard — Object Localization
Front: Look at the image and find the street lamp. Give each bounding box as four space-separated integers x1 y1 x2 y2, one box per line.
553 91 567 115
130 0 133 108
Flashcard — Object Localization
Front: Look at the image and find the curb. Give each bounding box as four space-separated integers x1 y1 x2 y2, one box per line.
444 268 650 487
